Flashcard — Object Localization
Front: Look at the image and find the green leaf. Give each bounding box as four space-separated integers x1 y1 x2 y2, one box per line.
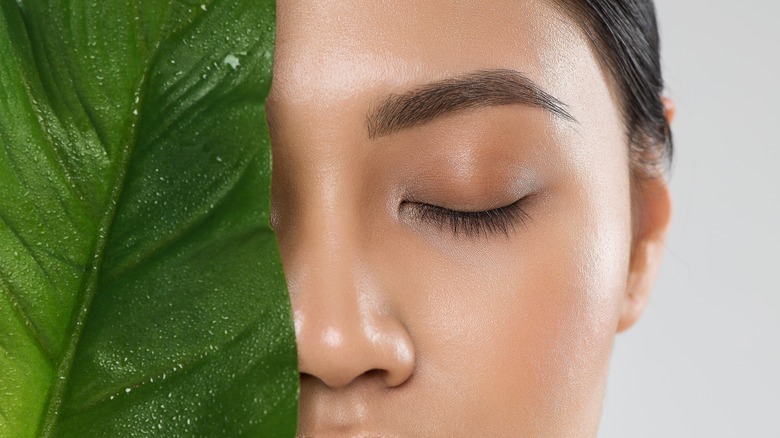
0 0 298 436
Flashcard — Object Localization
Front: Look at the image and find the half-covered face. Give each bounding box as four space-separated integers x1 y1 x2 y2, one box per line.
267 0 670 436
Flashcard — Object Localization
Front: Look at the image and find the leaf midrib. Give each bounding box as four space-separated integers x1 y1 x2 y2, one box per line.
34 3 176 434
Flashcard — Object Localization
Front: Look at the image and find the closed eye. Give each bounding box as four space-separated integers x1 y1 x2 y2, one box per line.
401 198 531 238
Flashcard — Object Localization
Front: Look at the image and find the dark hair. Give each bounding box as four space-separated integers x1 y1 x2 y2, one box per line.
551 0 673 179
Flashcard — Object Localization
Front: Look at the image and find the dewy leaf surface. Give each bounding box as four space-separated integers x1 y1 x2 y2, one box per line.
0 0 298 436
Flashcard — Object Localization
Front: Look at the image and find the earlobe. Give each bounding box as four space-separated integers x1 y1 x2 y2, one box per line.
618 176 672 333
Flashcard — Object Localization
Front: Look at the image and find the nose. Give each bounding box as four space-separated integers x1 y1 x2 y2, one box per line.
282 213 416 389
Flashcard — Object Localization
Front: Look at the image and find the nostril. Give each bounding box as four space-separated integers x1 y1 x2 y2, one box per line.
359 368 410 388
299 367 410 391
298 371 317 384
358 368 389 383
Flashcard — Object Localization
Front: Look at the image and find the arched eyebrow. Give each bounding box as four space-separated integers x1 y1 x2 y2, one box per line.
366 69 576 139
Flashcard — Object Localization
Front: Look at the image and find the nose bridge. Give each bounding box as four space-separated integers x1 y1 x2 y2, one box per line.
286 166 360 301
290 189 361 316
283 170 415 389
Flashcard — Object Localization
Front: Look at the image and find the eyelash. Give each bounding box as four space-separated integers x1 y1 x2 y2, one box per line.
403 198 530 238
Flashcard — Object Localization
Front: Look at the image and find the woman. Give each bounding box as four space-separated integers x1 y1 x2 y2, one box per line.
267 0 674 435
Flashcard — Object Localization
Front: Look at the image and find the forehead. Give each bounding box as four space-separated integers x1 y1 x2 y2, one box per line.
271 0 611 111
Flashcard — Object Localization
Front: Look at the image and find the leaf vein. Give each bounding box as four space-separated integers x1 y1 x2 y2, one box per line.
102 155 254 284
72 312 272 412
0 273 57 365
36 2 199 436
0 211 63 296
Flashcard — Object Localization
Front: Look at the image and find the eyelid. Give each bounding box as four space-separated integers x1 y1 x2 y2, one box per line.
401 197 531 238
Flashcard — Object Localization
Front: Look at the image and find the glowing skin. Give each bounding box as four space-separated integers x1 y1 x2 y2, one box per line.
267 0 672 436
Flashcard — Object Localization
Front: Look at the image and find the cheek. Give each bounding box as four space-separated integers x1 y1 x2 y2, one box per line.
380 181 632 431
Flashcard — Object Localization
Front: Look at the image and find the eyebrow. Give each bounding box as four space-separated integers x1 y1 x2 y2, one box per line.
366 69 576 139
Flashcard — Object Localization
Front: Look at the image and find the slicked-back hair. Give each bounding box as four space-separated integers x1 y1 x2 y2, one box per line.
551 0 672 179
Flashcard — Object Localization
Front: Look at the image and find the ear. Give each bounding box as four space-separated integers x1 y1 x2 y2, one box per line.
661 96 676 125
617 97 675 333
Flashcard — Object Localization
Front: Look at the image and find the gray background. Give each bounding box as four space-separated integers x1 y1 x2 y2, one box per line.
599 1 780 436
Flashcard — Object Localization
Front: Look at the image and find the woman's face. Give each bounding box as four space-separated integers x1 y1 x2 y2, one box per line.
268 0 662 436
